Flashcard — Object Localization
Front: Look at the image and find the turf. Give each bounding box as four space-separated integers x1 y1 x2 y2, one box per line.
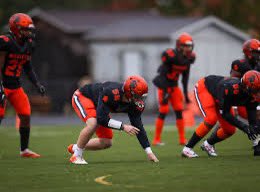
0 125 260 192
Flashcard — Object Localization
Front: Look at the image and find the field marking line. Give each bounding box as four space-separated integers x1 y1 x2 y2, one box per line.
94 174 112 186
94 174 146 189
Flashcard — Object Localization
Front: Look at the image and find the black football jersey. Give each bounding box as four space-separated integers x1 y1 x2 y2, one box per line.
79 81 150 149
0 33 35 88
205 75 258 129
153 48 195 99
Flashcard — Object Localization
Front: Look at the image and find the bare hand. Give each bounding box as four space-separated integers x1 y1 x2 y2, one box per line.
122 124 140 136
147 153 159 163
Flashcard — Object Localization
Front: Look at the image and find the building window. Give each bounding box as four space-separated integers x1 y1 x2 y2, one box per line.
121 51 143 79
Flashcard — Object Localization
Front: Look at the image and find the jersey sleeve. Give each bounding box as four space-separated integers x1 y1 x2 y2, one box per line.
96 87 122 129
218 82 248 130
0 35 10 51
23 61 40 86
246 102 258 126
128 109 150 149
96 88 113 127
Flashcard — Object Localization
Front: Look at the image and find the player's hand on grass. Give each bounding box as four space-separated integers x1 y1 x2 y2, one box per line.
122 124 140 136
147 153 159 163
243 125 257 140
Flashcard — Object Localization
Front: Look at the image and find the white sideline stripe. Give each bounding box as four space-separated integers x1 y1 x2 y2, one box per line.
73 95 86 118
194 86 206 117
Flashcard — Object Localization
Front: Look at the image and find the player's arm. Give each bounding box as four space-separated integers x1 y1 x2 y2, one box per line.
23 61 45 96
246 103 260 135
0 35 9 105
219 86 257 139
182 65 191 103
128 111 159 162
230 60 242 78
0 52 5 106
96 89 139 135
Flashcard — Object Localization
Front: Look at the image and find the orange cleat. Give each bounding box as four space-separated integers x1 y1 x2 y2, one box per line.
67 144 74 154
152 140 165 146
20 149 41 158
69 154 88 165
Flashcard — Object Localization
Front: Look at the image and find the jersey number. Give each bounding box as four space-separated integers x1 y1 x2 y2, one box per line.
5 59 26 77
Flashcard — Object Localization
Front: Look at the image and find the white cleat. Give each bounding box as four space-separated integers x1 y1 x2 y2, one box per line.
69 154 88 165
201 140 218 157
182 146 199 158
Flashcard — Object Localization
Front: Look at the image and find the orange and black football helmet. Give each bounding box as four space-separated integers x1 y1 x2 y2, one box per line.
176 32 194 54
9 13 35 40
243 39 260 63
123 75 148 108
241 70 260 102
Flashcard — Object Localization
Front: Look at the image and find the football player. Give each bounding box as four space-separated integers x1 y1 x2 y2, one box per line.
0 13 45 158
152 32 196 145
207 39 260 156
67 75 159 164
182 70 260 158
230 39 260 118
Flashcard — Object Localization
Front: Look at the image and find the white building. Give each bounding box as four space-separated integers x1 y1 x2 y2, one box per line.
30 8 250 110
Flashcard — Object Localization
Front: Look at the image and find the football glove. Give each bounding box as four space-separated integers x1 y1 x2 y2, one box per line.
242 125 257 140
36 83 46 96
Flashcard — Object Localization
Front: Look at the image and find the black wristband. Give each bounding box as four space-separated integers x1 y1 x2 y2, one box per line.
120 124 124 130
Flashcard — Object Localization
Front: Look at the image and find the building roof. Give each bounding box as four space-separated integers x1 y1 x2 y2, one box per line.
29 8 250 41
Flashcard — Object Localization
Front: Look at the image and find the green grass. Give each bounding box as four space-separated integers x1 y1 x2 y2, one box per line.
0 125 260 192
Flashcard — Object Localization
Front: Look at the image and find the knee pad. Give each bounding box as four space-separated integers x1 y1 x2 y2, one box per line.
174 110 183 119
158 113 167 120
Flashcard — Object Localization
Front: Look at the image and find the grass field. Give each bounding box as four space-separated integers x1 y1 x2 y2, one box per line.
0 125 260 192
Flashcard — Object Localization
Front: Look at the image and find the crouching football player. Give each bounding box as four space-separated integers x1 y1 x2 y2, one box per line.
67 75 159 164
182 70 260 158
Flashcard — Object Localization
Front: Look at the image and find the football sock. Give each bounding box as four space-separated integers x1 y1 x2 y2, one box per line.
186 122 211 148
186 132 201 148
19 127 30 151
154 117 164 141
176 119 185 140
74 145 83 157
72 144 77 152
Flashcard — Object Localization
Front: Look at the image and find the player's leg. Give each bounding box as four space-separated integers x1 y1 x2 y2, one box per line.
182 79 217 158
68 125 113 152
202 113 236 157
69 90 99 164
8 88 40 158
85 125 113 150
153 88 170 145
170 87 186 145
